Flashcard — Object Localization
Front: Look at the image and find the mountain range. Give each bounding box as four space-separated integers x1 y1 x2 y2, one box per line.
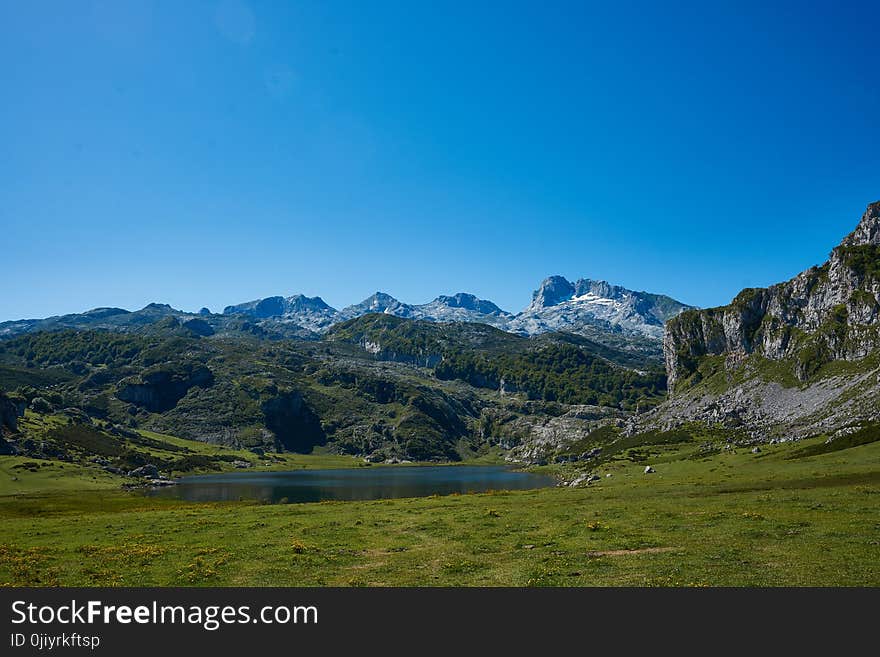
0 276 694 351
2 199 879 466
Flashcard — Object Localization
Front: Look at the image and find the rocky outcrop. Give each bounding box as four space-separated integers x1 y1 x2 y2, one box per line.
0 392 26 433
841 201 880 247
116 362 214 412
505 405 625 464
665 201 880 391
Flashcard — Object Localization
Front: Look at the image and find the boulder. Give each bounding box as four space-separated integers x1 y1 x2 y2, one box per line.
569 472 601 487
0 392 27 433
128 464 160 478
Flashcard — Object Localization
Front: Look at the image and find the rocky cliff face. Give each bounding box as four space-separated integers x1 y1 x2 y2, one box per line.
261 391 326 453
0 392 26 454
665 201 880 392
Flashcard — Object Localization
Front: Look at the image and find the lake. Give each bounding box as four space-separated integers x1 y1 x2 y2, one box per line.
148 465 556 504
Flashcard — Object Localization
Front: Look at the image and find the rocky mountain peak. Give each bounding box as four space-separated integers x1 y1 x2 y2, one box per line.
362 292 401 312
236 296 285 318
83 307 130 318
840 200 880 247
222 295 338 332
139 303 178 316
285 295 333 312
510 274 693 341
433 293 506 315
337 292 405 321
528 276 576 310
573 279 623 300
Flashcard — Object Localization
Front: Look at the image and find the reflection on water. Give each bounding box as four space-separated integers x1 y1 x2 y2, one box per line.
148 465 555 504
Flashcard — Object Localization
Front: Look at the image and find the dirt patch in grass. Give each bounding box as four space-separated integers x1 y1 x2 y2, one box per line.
586 547 681 557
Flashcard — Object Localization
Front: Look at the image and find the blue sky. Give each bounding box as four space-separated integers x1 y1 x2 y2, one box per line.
2 1 878 321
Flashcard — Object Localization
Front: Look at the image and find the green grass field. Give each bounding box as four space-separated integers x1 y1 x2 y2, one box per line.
1 433 879 587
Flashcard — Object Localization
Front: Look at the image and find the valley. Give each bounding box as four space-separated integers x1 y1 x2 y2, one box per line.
2 201 880 586
2 431 878 586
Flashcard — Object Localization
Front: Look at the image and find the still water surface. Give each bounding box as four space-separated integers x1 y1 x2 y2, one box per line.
149 465 555 504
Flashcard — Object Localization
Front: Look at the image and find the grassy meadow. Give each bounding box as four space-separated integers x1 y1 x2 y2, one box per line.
1 429 878 587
